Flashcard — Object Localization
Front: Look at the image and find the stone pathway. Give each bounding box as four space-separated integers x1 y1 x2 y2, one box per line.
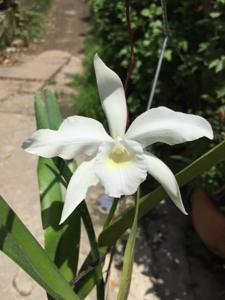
0 49 84 300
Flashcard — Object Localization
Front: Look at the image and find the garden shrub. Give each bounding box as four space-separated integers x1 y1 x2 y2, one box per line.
73 0 225 200
14 0 53 41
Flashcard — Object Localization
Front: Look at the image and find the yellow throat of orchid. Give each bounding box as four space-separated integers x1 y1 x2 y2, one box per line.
107 141 133 168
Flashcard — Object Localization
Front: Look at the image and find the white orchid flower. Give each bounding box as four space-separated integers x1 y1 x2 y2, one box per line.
22 55 213 224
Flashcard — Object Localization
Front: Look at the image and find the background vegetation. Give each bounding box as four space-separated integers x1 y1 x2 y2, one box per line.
73 0 225 204
0 0 52 42
15 0 52 41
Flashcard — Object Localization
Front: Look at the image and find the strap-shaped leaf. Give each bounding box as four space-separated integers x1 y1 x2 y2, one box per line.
45 90 63 130
76 139 225 298
35 92 50 129
0 196 79 300
35 91 80 282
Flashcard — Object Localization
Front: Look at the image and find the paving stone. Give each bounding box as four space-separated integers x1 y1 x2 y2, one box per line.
0 61 60 81
13 269 33 296
0 80 12 100
0 253 19 300
44 56 83 99
0 253 46 300
18 54 37 64
0 112 46 299
0 79 41 101
37 50 71 65
0 50 70 81
54 55 83 87
1 79 43 94
0 113 43 239
0 94 35 115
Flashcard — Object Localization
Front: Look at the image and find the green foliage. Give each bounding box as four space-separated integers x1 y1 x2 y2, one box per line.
14 0 52 41
0 195 79 300
73 0 225 198
75 0 225 118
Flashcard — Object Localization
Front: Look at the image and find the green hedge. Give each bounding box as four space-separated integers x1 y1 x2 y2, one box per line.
73 0 225 199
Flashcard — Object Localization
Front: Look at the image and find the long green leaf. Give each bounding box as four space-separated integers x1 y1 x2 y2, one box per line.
38 157 65 259
77 140 225 298
45 90 63 130
117 190 139 300
35 91 80 283
35 92 50 129
0 196 79 300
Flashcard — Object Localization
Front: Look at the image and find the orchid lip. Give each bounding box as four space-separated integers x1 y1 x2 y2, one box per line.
107 141 133 168
94 139 147 199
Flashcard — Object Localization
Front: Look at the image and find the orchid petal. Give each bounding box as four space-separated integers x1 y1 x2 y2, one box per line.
94 54 127 138
22 116 112 159
126 106 213 147
60 159 99 224
94 140 147 198
144 153 187 214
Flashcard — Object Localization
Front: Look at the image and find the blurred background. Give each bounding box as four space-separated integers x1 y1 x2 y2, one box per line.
0 0 225 299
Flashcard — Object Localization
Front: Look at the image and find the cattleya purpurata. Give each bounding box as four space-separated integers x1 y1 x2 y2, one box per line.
22 55 213 224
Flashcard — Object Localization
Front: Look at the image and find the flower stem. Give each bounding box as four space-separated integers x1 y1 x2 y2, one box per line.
117 189 140 300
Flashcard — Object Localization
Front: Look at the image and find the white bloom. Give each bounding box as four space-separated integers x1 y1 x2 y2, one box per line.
22 55 213 224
